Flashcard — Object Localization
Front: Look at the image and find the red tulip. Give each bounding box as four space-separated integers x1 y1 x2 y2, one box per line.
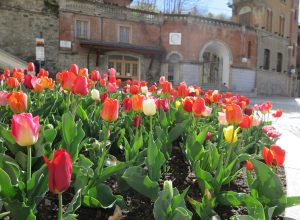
72 76 89 96
125 79 131 85
130 85 139 94
238 115 252 129
225 104 243 125
6 77 20 88
6 91 27 113
192 97 206 117
27 62 35 72
11 113 40 147
183 97 194 112
262 145 285 166
177 82 189 97
123 97 132 112
24 74 34 89
149 85 157 93
3 69 10 77
100 92 108 102
245 160 254 171
44 149 72 193
90 70 101 81
69 64 79 75
155 98 169 112
100 79 107 87
101 98 119 122
133 115 142 128
61 71 77 91
205 131 211 141
244 108 253 116
161 81 172 94
272 109 283 118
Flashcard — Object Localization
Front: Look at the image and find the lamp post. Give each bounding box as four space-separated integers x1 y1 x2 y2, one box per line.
35 32 45 74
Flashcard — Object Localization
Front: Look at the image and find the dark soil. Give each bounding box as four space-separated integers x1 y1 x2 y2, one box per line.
36 147 286 220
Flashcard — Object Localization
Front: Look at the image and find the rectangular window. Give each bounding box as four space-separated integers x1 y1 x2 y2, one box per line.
279 16 285 36
75 20 89 39
266 9 272 32
277 53 282 72
247 41 252 58
263 49 270 70
119 26 131 43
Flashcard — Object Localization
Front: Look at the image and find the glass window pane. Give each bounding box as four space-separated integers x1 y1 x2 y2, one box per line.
132 64 138 77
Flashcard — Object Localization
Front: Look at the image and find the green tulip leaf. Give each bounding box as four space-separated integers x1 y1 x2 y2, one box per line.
83 183 123 208
27 164 48 208
6 200 36 220
62 112 77 147
250 159 286 215
286 196 300 208
168 119 189 143
64 189 82 216
122 166 159 201
0 167 16 199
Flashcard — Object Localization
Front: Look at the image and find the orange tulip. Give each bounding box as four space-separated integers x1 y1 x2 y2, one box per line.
6 91 27 113
131 94 144 112
101 98 119 122
6 77 20 88
225 104 243 125
13 71 24 82
262 145 285 166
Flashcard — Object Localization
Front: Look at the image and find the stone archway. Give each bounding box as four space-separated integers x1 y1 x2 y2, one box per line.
199 40 232 90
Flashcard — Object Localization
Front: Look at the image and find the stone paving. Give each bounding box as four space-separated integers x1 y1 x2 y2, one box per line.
251 97 300 219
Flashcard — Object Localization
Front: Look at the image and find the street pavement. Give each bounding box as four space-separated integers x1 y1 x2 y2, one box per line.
251 97 300 219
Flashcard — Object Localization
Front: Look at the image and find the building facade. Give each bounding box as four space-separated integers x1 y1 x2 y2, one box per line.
0 0 299 96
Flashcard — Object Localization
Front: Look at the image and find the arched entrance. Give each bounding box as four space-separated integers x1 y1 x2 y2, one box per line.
199 40 232 90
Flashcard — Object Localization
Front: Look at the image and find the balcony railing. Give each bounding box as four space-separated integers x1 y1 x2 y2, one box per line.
63 0 255 31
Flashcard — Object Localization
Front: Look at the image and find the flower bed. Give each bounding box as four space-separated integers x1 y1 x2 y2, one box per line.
0 63 299 220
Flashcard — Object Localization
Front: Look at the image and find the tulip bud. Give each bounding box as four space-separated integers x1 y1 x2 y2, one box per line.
143 99 156 116
123 97 132 112
91 89 100 101
133 115 142 128
69 64 79 75
27 62 35 72
245 160 254 171
11 113 40 147
44 149 72 193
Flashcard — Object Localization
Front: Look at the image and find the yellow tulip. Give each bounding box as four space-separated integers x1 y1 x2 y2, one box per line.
175 100 181 109
223 125 239 143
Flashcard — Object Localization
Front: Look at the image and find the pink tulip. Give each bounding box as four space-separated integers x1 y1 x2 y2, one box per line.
0 91 9 106
107 82 117 93
72 76 89 96
218 112 228 125
11 113 40 147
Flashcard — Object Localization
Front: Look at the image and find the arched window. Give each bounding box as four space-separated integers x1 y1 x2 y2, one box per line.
167 53 181 85
263 49 270 70
238 6 252 26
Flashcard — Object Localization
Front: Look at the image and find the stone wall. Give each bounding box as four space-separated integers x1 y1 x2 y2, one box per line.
0 0 59 73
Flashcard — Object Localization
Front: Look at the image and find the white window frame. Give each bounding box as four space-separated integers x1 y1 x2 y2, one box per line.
117 25 132 43
75 19 90 39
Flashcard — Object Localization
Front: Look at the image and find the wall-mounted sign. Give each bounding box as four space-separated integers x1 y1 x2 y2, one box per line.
36 38 45 61
169 33 182 45
60 40 72 48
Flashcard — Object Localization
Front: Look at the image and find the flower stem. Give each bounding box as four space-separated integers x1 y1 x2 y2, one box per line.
58 192 63 220
66 92 71 112
150 116 153 134
27 146 32 183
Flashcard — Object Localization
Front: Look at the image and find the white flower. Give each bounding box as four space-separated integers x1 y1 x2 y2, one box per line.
141 86 148 94
142 98 156 116
91 89 100 100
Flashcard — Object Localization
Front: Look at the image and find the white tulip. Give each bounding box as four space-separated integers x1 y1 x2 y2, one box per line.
141 86 148 94
142 99 156 116
91 89 100 100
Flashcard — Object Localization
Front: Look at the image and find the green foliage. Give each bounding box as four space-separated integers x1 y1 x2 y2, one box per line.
153 181 192 220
